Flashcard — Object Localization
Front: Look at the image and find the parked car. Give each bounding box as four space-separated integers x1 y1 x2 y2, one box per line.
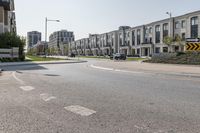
110 53 126 60
70 53 76 57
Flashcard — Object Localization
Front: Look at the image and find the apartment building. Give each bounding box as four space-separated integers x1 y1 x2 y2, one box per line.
70 10 200 57
0 0 16 33
48 30 74 55
27 31 42 49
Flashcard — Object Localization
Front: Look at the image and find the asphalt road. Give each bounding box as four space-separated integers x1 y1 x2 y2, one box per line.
0 60 200 133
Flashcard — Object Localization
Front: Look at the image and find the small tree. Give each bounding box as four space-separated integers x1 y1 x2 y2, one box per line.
163 36 173 52
174 34 184 52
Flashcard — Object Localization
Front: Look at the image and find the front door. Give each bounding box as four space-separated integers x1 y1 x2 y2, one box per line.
145 48 148 56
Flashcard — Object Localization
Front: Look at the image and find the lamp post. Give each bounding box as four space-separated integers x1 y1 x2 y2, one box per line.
166 12 172 18
44 17 60 57
166 12 173 52
166 12 172 35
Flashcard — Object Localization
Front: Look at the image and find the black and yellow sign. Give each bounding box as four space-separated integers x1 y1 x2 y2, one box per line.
186 42 200 51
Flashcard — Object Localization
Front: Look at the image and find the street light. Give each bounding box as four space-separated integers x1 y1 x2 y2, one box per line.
166 12 172 18
166 12 172 34
44 17 60 56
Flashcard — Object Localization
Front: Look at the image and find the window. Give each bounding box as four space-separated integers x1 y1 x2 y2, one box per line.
182 33 186 41
137 30 141 45
163 23 168 31
149 27 152 34
191 16 199 38
149 37 152 44
145 28 148 34
163 23 169 37
132 31 135 46
191 16 198 25
155 25 161 43
181 20 186 28
137 49 140 55
163 47 168 53
119 33 123 46
175 46 179 52
137 29 141 35
155 47 160 53
175 21 180 29
155 25 160 32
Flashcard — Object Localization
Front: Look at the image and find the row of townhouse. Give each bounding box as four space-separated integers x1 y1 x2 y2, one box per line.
69 10 200 57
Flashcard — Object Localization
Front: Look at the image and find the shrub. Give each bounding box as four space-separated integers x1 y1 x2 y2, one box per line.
0 32 25 61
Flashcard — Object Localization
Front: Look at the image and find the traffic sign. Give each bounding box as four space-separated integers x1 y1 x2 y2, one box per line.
186 38 200 42
186 42 200 51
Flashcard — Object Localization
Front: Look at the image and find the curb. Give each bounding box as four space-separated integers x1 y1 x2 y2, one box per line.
0 60 87 67
90 64 200 79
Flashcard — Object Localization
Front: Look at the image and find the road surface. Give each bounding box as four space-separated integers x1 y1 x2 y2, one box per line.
0 60 200 133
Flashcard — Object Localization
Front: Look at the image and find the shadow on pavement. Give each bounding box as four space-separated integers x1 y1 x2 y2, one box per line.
1 63 48 72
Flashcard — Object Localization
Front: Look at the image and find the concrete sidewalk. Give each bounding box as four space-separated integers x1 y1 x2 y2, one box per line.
94 60 200 77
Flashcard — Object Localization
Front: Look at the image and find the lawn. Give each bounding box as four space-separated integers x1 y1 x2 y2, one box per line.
79 56 110 59
26 55 65 62
126 57 148 61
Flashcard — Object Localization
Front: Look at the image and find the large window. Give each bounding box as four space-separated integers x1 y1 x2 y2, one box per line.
191 17 198 25
175 21 180 29
149 27 152 34
181 20 186 28
145 28 148 34
137 29 141 45
119 33 123 46
155 25 160 43
132 31 135 46
163 23 169 37
191 16 198 38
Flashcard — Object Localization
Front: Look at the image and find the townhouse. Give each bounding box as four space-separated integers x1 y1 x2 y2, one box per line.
69 10 200 57
0 0 16 33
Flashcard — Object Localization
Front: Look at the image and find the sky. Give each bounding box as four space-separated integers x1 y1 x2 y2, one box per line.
15 0 200 41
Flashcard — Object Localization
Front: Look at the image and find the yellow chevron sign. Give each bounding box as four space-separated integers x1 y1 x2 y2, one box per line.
186 42 200 51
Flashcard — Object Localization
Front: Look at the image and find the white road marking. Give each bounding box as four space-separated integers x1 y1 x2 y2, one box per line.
20 86 35 91
90 64 144 74
12 72 25 84
40 93 56 102
90 64 114 71
64 105 96 116
114 69 143 74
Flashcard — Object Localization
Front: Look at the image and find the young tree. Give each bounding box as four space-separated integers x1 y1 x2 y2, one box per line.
163 36 173 52
174 34 184 52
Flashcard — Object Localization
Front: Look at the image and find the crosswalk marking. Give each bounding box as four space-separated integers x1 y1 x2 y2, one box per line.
40 93 56 102
64 105 96 116
20 86 35 91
